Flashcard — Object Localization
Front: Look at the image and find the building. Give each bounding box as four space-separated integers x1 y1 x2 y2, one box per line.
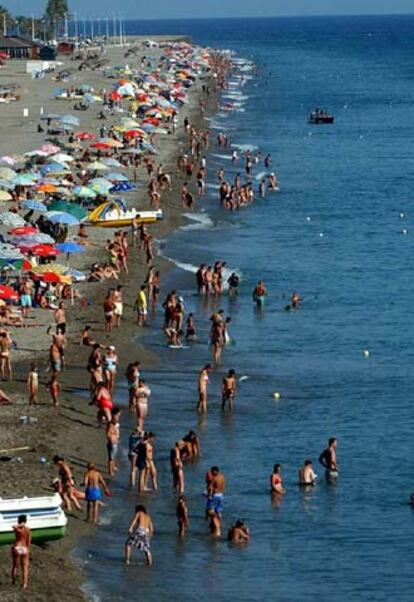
0 35 39 59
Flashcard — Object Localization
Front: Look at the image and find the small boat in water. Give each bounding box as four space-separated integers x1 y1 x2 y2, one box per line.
308 109 334 124
86 198 163 228
0 493 67 545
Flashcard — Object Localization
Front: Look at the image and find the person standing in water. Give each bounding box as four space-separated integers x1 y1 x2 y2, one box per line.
125 505 153 566
83 462 110 524
11 515 31 589
221 369 237 411
176 495 189 538
253 281 267 307
319 437 339 479
206 466 226 537
298 460 317 486
270 464 286 495
197 364 211 413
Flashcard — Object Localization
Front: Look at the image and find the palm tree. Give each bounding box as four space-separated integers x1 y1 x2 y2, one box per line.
44 0 68 39
0 5 14 34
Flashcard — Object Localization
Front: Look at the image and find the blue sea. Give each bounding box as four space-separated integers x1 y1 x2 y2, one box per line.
79 16 414 601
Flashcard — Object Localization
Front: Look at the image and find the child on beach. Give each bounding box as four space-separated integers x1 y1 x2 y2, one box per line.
27 363 38 405
47 374 61 407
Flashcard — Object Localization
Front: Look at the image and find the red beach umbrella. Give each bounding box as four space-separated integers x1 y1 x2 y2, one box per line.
90 142 111 150
124 130 144 139
25 244 60 258
33 272 62 283
8 226 38 236
110 91 122 101
74 132 96 141
0 285 19 301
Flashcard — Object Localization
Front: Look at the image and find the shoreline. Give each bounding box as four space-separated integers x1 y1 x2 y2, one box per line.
0 38 221 601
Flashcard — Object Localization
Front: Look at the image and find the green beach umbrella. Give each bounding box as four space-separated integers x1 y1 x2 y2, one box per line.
48 200 87 220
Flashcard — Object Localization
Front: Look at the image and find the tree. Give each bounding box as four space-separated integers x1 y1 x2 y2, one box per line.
44 0 68 38
0 5 14 33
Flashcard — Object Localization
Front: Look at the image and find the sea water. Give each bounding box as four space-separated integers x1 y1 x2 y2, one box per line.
78 16 414 601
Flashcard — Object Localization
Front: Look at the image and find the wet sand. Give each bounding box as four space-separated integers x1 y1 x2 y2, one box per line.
0 38 217 600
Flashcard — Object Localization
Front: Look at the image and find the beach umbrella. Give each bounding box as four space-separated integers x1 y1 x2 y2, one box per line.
98 138 124 149
0 168 16 181
80 84 94 92
40 163 69 176
85 161 109 171
11 175 36 187
48 200 87 220
12 233 55 245
101 158 122 167
40 113 60 121
20 244 60 258
110 182 136 193
0 190 12 201
48 153 74 164
0 213 25 227
59 114 80 126
37 183 58 193
21 199 47 212
73 186 96 199
106 172 129 182
47 212 80 226
0 179 14 190
24 150 49 158
90 142 111 150
0 156 18 166
40 144 61 155
56 242 85 254
8 226 38 236
74 132 96 141
33 271 63 284
89 178 113 195
0 285 19 302
118 83 136 97
64 267 86 282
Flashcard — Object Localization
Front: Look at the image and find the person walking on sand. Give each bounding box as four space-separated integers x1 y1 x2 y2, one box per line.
176 495 189 538
135 285 148 327
125 505 153 566
11 514 31 590
27 363 38 405
47 374 60 407
0 330 12 381
197 364 211 413
83 462 110 525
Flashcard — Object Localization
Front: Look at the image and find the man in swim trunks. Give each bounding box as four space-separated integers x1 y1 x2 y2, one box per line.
11 514 30 589
83 462 110 524
20 278 33 319
206 466 226 537
253 281 267 306
106 413 120 477
319 437 339 479
298 460 317 486
221 369 237 411
125 505 153 566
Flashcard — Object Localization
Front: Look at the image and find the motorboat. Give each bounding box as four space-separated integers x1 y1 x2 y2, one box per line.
0 493 67 545
308 109 334 124
86 198 163 228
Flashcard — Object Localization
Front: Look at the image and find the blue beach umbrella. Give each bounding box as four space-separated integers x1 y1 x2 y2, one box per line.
56 242 85 254
59 114 80 126
47 212 80 226
21 199 47 212
110 182 136 193
106 172 129 182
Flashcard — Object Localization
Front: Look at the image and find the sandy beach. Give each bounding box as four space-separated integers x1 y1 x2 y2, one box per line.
0 37 218 600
